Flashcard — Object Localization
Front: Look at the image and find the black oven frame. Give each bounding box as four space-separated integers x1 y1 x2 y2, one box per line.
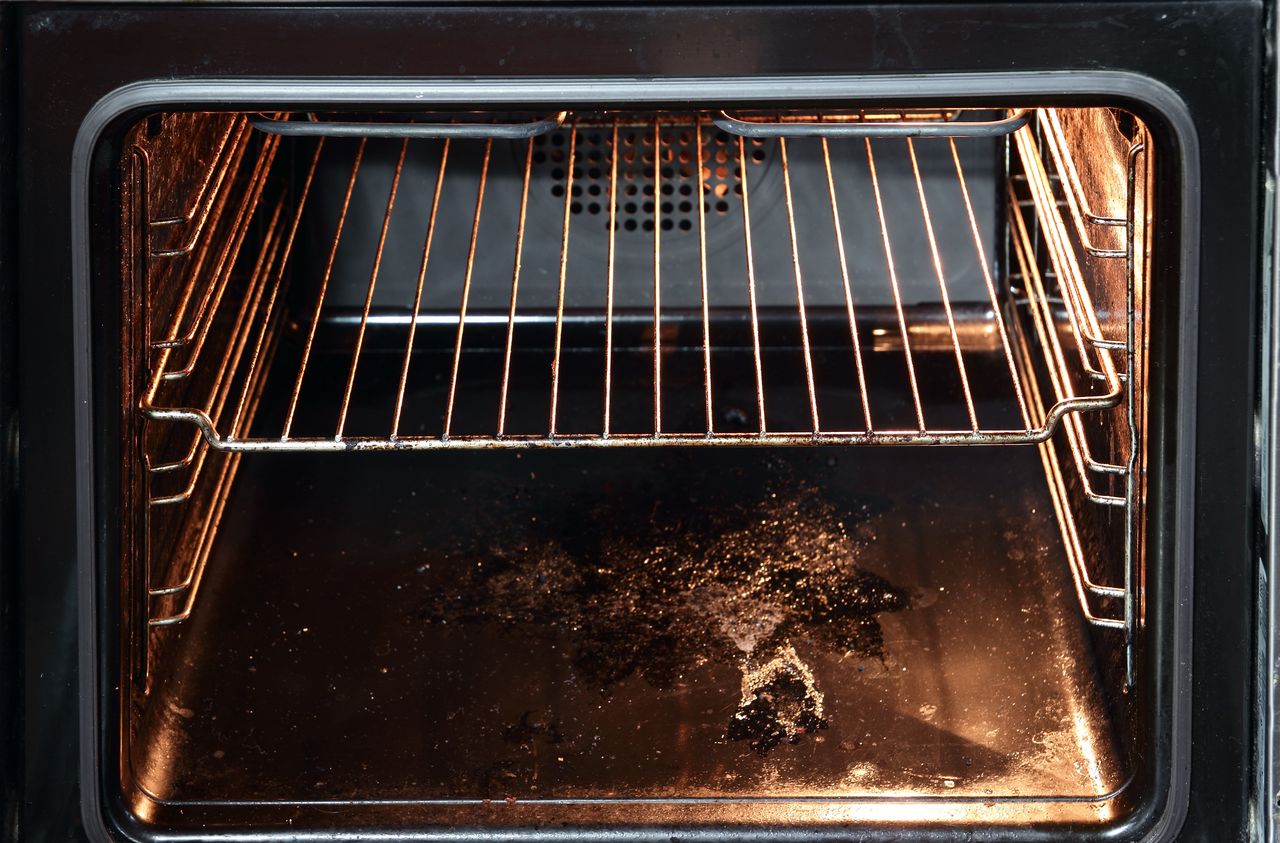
82 74 1195 840
2 2 1265 841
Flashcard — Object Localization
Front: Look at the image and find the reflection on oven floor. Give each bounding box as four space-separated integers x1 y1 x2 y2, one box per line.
142 446 1122 804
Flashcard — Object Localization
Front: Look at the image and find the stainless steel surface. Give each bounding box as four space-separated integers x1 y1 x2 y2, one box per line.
712 108 1031 139
1267 9 1280 824
132 446 1128 816
251 111 570 139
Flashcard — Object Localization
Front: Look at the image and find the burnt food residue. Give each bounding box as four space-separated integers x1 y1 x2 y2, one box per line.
415 467 909 754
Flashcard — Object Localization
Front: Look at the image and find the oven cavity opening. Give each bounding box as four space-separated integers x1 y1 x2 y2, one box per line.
115 103 1154 833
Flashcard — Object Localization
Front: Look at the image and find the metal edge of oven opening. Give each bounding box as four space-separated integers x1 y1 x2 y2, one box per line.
1264 0 1280 834
69 72 1201 843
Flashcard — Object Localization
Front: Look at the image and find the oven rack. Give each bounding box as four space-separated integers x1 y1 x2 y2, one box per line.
136 108 1145 641
132 107 1028 360
1017 119 1132 508
1008 110 1147 647
1010 178 1127 632
144 303 280 627
138 112 1124 456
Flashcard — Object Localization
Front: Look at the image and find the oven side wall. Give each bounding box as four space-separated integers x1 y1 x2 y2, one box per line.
8 3 1262 841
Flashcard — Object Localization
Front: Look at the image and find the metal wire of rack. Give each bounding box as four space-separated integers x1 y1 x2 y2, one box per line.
138 109 1123 453
1008 108 1148 662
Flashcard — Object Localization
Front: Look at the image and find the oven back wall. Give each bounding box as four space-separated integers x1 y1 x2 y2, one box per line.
12 3 1261 841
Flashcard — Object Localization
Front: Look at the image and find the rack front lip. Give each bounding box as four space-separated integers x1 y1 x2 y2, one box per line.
71 73 1199 842
137 412 1120 450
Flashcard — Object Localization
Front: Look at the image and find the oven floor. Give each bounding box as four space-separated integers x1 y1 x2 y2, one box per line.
139 440 1126 806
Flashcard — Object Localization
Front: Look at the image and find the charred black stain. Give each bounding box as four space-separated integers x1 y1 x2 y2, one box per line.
413 461 909 755
728 657 830 755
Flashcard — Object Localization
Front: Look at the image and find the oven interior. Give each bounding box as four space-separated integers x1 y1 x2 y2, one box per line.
112 103 1155 832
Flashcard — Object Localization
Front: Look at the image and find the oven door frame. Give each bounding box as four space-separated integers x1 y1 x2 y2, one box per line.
75 71 1200 843
9 3 1259 841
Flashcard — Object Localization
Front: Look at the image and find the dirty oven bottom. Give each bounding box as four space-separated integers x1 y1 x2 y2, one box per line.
134 348 1127 820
